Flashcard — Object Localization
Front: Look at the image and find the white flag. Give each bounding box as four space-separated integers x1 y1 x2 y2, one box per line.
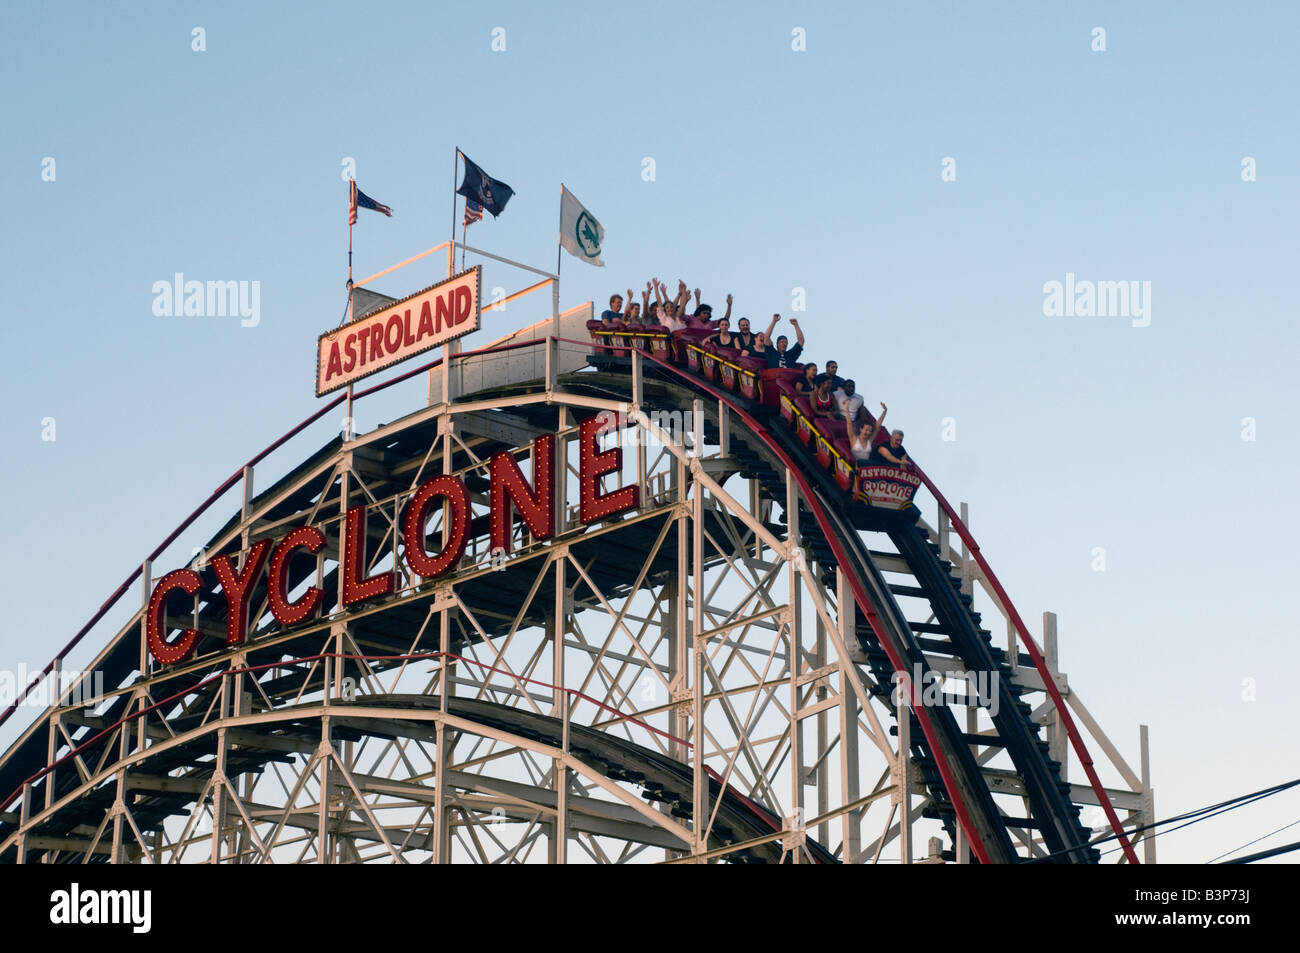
559 184 605 267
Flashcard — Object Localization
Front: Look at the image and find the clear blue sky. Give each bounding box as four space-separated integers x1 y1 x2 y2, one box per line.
2 1 1298 864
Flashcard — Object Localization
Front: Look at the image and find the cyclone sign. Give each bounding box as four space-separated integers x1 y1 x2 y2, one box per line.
144 413 641 668
855 465 922 509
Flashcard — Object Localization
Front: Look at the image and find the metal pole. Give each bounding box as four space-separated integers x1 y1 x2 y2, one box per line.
553 556 567 863
450 148 460 256
433 417 453 863
442 156 459 407
1140 724 1156 864
691 399 705 858
344 386 353 442
898 700 912 864
837 569 861 863
785 469 804 863
553 185 562 336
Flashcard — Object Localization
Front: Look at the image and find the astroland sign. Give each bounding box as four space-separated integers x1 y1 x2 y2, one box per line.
317 267 482 396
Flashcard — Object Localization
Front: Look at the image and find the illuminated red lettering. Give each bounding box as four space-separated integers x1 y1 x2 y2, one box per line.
489 434 555 554
579 413 640 524
146 569 204 665
402 476 470 578
342 504 395 606
209 540 271 646
268 526 326 625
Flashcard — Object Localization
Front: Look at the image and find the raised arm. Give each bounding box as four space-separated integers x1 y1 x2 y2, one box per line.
641 282 651 314
764 313 780 340
790 317 805 347
722 294 733 322
870 402 887 441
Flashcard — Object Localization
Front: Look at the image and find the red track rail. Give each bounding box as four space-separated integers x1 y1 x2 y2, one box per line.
909 466 1139 863
600 344 995 862
571 339 1139 863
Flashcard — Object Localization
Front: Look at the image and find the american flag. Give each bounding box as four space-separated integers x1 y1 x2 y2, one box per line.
463 198 484 227
349 179 393 225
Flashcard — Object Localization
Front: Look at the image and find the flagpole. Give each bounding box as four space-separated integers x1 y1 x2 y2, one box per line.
442 147 461 408
461 219 467 271
346 179 355 327
553 184 563 336
450 148 460 280
345 180 355 428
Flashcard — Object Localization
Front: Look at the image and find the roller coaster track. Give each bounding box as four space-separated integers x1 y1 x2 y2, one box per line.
0 332 1138 863
589 342 1137 863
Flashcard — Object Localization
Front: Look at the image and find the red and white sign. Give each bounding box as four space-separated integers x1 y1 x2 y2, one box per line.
856 465 922 509
316 266 481 396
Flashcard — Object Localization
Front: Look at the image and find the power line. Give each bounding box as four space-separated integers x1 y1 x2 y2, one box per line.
1222 839 1300 865
1028 776 1300 863
1097 777 1300 860
1208 815 1300 864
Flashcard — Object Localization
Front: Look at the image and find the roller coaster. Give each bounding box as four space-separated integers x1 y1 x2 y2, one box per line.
0 257 1156 864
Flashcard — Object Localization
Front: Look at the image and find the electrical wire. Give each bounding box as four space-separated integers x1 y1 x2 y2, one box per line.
1222 839 1300 865
1027 776 1300 863
1207 815 1300 864
1094 777 1299 860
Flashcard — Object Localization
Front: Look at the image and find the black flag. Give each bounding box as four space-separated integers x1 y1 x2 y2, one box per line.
456 153 514 217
